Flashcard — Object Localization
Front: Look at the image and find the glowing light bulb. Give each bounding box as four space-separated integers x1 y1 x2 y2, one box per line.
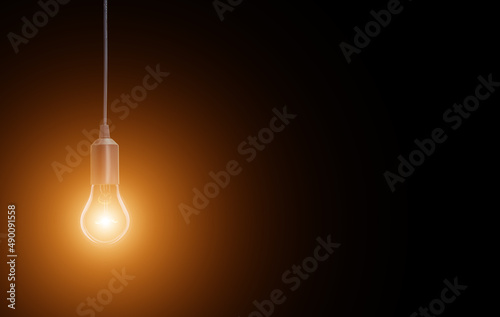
80 125 130 245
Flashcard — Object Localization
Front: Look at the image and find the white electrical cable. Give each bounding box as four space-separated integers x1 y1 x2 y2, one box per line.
103 0 108 125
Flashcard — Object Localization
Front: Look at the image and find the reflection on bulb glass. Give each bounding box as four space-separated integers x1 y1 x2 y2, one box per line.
80 184 130 244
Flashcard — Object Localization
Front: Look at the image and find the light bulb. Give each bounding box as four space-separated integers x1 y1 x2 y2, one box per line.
80 125 130 245
81 184 130 244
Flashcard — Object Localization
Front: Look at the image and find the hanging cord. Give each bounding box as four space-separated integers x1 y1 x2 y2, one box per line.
100 0 110 138
103 0 108 126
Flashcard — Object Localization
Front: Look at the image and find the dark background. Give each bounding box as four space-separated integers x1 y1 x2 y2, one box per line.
0 0 495 316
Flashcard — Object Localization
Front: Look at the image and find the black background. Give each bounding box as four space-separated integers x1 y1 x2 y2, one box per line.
0 0 496 316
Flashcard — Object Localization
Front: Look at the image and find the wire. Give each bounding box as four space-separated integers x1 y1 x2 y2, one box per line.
103 0 108 125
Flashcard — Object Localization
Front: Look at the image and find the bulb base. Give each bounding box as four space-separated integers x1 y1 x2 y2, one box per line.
91 132 119 185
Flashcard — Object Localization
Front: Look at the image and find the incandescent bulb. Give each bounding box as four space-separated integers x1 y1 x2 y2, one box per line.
81 1 130 245
80 125 130 245
81 184 129 244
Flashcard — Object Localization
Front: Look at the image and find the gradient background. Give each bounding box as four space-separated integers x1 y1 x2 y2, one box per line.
0 0 496 316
